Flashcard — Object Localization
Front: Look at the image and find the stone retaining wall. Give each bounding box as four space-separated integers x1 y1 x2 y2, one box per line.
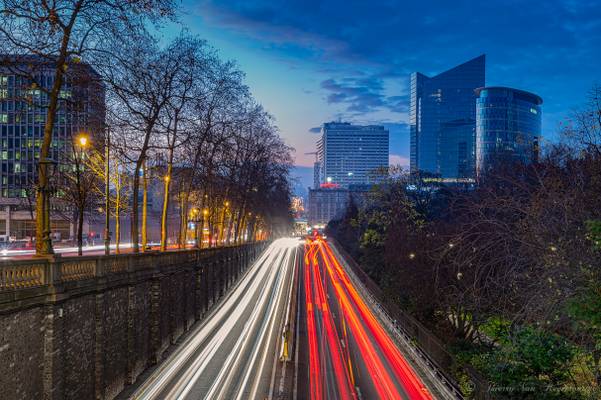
0 243 266 400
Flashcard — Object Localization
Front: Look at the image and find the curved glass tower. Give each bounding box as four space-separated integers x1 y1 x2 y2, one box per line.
475 87 542 176
410 55 485 181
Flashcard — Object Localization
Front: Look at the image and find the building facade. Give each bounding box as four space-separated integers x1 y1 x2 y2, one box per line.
475 87 542 176
307 185 370 225
0 57 105 241
316 122 389 188
410 55 485 181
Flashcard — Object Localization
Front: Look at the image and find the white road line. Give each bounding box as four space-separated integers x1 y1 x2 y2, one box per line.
132 238 299 400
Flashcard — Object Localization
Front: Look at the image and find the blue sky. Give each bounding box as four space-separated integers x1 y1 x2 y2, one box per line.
164 0 601 191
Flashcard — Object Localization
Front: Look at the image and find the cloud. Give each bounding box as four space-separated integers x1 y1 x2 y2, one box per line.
320 76 408 114
308 126 321 133
389 154 410 167
195 0 601 122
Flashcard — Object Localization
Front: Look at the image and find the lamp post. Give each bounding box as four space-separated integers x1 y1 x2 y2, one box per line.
37 158 58 256
75 134 89 256
104 128 110 255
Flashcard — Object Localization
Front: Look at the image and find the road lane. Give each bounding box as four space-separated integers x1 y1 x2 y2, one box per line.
131 237 299 400
301 238 434 400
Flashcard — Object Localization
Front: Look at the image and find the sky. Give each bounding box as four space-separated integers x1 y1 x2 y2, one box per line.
163 0 601 193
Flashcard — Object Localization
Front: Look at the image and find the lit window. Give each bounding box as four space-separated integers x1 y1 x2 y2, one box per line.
0 114 7 123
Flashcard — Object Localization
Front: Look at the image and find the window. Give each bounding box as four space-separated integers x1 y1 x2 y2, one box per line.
0 113 7 123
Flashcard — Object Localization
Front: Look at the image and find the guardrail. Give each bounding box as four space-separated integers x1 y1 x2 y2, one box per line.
330 239 492 400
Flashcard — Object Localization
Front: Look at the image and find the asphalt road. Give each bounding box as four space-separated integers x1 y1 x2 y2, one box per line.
298 238 434 400
130 237 300 400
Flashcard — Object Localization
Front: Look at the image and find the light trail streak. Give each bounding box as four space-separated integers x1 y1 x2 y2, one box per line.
310 245 356 400
320 240 433 400
132 238 299 400
304 242 323 400
318 241 402 399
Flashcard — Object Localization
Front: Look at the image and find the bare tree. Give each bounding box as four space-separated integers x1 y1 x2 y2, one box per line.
101 34 186 252
0 0 175 255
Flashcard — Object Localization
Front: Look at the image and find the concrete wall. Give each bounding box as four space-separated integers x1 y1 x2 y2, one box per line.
0 242 266 400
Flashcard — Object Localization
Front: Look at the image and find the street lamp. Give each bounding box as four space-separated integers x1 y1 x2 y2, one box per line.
74 133 90 256
37 158 58 255
104 127 111 255
77 134 88 148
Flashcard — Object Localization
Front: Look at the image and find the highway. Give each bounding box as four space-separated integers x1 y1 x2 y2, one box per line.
299 238 434 400
131 237 299 400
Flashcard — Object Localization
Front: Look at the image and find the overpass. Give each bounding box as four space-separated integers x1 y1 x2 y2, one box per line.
0 238 463 400
0 242 266 400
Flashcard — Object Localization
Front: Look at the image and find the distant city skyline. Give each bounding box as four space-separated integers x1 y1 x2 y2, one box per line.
161 0 600 172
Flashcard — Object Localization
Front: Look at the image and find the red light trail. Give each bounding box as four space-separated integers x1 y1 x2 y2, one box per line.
303 238 433 400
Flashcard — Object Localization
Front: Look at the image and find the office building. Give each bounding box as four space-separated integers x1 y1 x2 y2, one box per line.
475 87 542 176
308 184 370 225
313 161 321 189
410 55 485 181
0 56 105 240
316 122 388 188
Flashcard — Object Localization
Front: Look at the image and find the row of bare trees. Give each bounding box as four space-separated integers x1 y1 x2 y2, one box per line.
0 1 293 255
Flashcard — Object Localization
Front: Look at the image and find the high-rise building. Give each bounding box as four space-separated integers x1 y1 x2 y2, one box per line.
308 184 370 225
316 122 389 188
410 55 485 181
475 87 542 176
313 161 321 189
0 56 105 240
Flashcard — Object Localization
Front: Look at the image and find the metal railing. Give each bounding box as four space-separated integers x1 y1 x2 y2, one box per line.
331 239 491 399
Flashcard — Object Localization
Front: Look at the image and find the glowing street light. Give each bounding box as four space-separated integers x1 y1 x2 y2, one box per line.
77 133 89 148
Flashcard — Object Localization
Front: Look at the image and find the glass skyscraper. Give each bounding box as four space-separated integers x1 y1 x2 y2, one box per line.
475 87 542 176
316 122 389 188
410 55 485 181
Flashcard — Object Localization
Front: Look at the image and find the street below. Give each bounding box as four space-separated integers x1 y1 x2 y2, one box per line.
298 238 434 400
131 237 299 400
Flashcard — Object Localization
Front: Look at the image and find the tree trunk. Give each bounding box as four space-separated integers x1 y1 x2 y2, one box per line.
160 152 173 251
115 173 121 254
35 24 74 255
177 181 188 248
226 210 236 245
131 166 141 253
219 206 227 245
142 161 148 251
77 206 84 256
